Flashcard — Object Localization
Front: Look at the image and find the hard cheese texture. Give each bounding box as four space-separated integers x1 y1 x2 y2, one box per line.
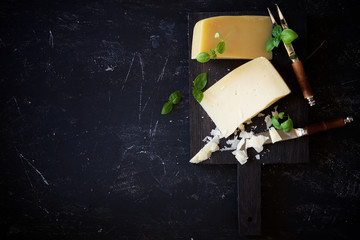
191 16 272 60
200 57 291 138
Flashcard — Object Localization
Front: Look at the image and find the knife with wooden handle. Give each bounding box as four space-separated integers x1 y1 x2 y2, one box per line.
268 5 316 106
258 116 353 145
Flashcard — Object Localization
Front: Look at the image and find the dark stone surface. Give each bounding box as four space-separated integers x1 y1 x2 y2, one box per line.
0 0 359 239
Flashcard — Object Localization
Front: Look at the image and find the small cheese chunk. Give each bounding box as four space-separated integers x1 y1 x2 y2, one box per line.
191 16 272 59
264 115 272 129
245 135 269 153
200 57 291 138
190 136 219 164
239 130 254 139
269 127 282 143
236 138 246 151
232 150 248 165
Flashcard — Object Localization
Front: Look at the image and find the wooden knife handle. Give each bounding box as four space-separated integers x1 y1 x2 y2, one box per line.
306 117 351 135
292 61 315 106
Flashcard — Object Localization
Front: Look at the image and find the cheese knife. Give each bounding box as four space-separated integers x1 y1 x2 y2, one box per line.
267 4 315 106
259 116 353 144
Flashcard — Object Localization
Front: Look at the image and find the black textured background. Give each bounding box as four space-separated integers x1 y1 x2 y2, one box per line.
0 0 359 239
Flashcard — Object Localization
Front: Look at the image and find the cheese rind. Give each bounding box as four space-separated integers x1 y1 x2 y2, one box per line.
191 16 272 60
200 57 291 138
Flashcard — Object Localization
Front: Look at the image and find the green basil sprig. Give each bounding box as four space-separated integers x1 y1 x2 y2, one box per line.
271 112 294 132
192 72 207 102
266 25 298 52
196 30 232 63
161 90 182 114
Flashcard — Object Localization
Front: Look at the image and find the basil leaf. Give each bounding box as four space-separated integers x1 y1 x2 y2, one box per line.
273 36 281 47
272 25 282 38
266 38 275 52
161 101 173 115
216 40 225 54
271 117 281 129
281 28 298 45
192 88 204 103
210 49 217 59
280 117 293 132
196 52 211 63
278 112 285 119
169 90 181 105
193 72 207 91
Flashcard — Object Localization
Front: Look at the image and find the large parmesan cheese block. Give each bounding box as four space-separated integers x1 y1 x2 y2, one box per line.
200 57 291 138
191 16 272 60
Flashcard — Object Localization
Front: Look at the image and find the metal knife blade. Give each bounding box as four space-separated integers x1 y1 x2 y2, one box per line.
256 128 305 145
275 4 299 62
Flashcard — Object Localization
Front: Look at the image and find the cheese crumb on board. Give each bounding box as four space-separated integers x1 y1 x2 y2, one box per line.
239 130 254 139
210 127 224 139
245 135 269 153
264 114 272 129
190 136 220 164
232 150 248 165
269 127 282 143
255 154 260 160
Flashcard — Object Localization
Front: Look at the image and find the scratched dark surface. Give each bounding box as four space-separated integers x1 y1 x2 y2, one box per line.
0 0 359 240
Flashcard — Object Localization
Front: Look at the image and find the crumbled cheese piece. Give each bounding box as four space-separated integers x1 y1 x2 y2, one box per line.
245 135 269 153
245 119 253 125
210 128 224 139
264 114 272 129
271 106 279 119
226 136 240 148
220 136 240 151
269 127 282 143
232 150 248 165
257 113 265 117
239 130 254 139
272 111 278 119
255 154 260 160
236 138 246 151
202 136 212 143
190 136 220 163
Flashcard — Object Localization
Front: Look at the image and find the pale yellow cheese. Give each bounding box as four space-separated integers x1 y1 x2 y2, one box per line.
245 135 269 153
200 57 291 138
232 150 248 165
190 136 220 164
191 16 272 60
269 127 282 143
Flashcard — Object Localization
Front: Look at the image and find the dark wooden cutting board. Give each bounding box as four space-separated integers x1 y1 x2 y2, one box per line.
188 10 310 236
188 11 309 165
